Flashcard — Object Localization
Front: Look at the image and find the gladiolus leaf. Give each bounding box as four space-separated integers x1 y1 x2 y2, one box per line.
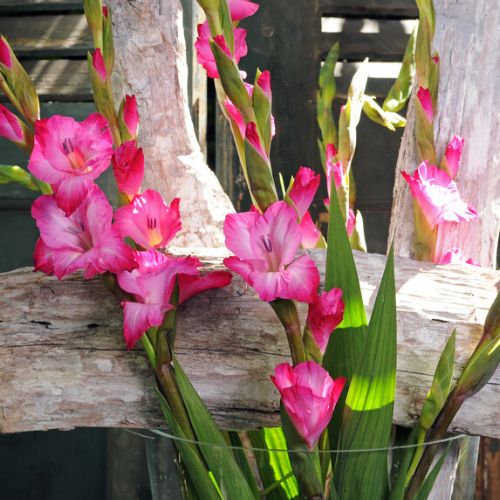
333 248 397 500
383 25 417 113
173 357 256 499
155 389 222 500
413 442 452 500
248 427 299 500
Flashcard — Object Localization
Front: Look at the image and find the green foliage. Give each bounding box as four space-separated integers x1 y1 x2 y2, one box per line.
248 427 299 499
333 249 397 500
173 358 255 499
413 443 451 500
0 165 50 193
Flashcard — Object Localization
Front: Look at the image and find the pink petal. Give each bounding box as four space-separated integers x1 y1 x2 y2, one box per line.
245 121 268 160
122 95 139 138
51 176 95 215
223 210 260 260
32 195 86 250
92 48 107 81
223 83 253 137
122 301 173 349
300 211 321 249
282 254 320 303
402 161 478 229
417 87 433 122
251 201 302 266
114 190 182 249
93 228 137 275
251 269 288 302
33 238 54 275
289 166 320 219
223 256 255 284
178 271 232 304
0 37 12 68
112 141 144 198
256 70 271 100
0 104 24 143
437 249 478 266
346 209 356 237
443 135 464 180
307 289 344 353
229 0 259 21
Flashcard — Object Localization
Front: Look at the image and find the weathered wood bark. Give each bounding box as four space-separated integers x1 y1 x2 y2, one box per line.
389 0 500 267
388 1 500 497
110 0 234 247
0 250 497 437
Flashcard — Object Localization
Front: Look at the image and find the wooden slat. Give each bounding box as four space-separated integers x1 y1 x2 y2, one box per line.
0 250 498 436
0 0 82 15
320 0 418 18
321 19 413 61
0 13 90 58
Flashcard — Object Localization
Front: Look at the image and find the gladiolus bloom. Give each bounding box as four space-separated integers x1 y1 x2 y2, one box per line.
32 186 136 280
443 135 464 180
230 0 259 21
245 121 268 160
92 48 107 81
346 209 356 237
289 167 320 220
0 104 25 144
0 37 12 69
223 201 320 302
306 289 344 353
114 189 181 249
325 144 343 201
28 113 113 214
416 86 433 122
224 79 275 139
111 141 144 198
195 22 247 79
118 249 232 348
402 161 477 229
122 95 139 139
271 361 346 449
299 211 321 249
438 249 477 266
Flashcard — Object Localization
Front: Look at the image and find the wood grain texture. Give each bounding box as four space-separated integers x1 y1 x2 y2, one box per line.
0 250 497 436
110 0 234 247
389 0 500 267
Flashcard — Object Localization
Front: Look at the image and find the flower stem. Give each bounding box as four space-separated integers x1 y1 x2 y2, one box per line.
270 299 306 365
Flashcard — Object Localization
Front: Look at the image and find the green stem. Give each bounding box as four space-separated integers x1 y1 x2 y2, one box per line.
270 299 306 365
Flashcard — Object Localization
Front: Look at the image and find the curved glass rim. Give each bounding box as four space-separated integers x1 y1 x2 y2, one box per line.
126 429 467 454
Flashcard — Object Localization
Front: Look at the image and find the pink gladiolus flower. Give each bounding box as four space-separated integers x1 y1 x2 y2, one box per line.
0 37 12 69
33 238 54 275
271 361 346 449
118 249 232 348
245 121 268 160
257 70 272 99
223 201 320 302
230 0 259 21
299 211 321 249
114 189 181 249
289 167 320 220
28 113 113 214
195 22 247 79
346 209 356 237
32 186 136 280
0 104 25 144
443 135 464 180
122 95 139 139
102 5 109 18
417 87 433 122
325 144 343 198
438 249 477 266
307 289 344 353
402 161 477 229
224 79 275 138
432 53 440 64
92 49 107 81
111 141 144 199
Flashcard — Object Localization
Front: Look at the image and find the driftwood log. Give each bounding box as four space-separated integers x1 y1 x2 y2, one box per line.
1 249 498 437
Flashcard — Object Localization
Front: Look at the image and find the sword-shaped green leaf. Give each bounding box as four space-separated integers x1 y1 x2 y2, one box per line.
333 248 397 500
173 357 255 499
